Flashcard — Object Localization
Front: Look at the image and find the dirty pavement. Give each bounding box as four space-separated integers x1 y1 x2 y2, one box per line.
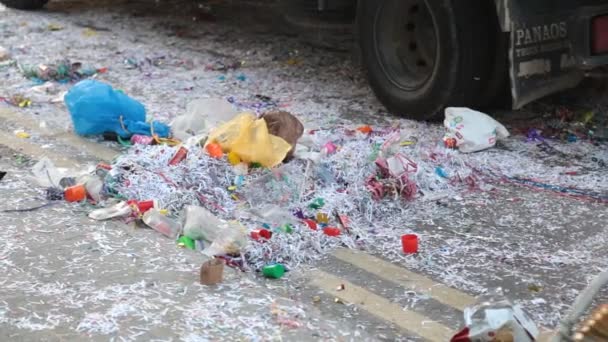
1 0 608 341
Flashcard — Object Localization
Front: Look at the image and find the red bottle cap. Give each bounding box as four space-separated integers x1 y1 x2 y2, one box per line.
251 229 272 241
323 227 341 237
357 125 373 134
137 200 155 213
64 184 86 202
205 143 223 159
303 219 317 230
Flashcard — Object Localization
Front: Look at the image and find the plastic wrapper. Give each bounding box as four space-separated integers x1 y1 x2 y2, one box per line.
444 107 510 153
206 113 292 167
451 289 539 342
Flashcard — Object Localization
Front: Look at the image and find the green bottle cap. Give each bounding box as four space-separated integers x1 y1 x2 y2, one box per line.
282 224 294 233
262 264 285 279
308 198 325 209
177 236 196 250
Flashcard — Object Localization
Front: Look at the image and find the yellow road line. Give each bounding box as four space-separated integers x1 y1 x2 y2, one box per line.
0 108 118 162
308 269 454 341
332 249 556 340
333 248 476 311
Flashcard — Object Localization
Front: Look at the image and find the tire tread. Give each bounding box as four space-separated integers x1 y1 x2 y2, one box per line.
1 0 48 10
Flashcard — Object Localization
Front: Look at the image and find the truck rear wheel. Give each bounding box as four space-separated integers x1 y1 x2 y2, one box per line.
0 0 48 9
358 0 502 120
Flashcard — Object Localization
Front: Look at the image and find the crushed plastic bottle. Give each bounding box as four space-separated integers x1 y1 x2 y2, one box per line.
88 201 133 220
248 205 299 227
182 205 224 241
142 209 181 239
451 288 539 342
203 221 247 257
181 206 247 255
242 163 305 207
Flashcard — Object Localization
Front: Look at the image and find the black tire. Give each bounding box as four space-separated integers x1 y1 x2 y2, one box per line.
358 0 504 120
1 0 48 9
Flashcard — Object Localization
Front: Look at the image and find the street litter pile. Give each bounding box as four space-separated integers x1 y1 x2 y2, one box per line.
20 59 104 84
91 105 507 274
37 87 608 279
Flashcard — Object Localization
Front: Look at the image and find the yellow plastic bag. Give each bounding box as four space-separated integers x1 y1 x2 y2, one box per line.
206 113 292 167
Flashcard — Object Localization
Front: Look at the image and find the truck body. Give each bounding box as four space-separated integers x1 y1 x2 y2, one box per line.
296 0 608 118
496 0 608 108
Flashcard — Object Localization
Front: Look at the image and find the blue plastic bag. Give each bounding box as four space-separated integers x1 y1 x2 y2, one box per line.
64 80 170 138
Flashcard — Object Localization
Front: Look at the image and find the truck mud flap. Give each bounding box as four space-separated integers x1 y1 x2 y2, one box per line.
508 6 584 109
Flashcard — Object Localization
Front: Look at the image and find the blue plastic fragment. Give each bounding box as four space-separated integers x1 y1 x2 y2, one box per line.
435 167 449 178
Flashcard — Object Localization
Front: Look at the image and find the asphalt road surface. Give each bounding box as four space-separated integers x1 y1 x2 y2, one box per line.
0 0 607 340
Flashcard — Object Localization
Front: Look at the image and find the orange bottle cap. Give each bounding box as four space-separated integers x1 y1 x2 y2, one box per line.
64 184 86 202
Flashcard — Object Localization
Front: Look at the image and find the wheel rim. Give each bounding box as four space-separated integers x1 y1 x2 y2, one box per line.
373 0 438 91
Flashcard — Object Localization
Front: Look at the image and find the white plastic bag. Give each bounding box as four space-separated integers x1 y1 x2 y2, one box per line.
170 98 237 141
444 107 510 153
